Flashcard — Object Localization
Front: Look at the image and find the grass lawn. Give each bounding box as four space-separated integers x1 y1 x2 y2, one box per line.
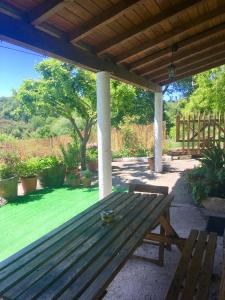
0 187 100 262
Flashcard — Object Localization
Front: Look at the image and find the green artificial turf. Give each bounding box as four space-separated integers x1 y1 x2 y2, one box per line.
0 187 100 262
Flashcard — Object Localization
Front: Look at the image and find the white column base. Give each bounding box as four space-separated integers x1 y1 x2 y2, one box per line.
154 92 163 173
96 71 112 199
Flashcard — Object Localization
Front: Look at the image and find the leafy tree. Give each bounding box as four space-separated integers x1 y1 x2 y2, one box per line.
17 59 97 170
183 66 225 113
111 82 154 126
163 77 194 100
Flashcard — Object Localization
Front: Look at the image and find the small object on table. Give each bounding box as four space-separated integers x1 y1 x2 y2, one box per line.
100 209 115 223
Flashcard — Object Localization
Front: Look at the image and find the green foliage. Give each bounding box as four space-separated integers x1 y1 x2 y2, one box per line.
183 66 225 114
38 156 62 170
118 116 138 149
186 144 225 203
81 169 93 178
0 133 15 142
0 163 15 180
0 152 19 179
111 83 154 126
86 145 97 162
60 142 80 171
18 157 41 178
112 147 151 158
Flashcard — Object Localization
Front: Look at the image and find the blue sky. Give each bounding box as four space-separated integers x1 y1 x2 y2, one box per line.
0 41 46 97
0 40 175 100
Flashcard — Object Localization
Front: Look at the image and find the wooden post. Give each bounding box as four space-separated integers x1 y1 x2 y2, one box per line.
182 115 185 150
208 113 211 147
197 112 200 153
187 114 190 153
213 113 216 147
203 112 206 149
176 114 180 142
218 112 222 147
192 113 195 150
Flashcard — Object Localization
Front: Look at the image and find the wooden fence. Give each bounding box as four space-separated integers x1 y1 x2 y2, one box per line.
176 113 225 154
0 123 166 158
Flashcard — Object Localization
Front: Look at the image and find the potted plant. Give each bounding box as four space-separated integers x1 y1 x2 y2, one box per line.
81 169 93 187
38 156 65 188
87 145 98 172
66 173 80 188
60 142 80 187
0 153 19 200
19 157 40 194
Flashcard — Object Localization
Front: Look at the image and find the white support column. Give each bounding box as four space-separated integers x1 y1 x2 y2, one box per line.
154 91 163 173
96 71 112 199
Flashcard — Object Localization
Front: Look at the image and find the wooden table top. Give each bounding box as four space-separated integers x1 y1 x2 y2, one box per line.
0 192 171 300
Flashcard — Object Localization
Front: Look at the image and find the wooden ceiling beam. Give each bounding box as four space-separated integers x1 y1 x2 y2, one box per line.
70 0 142 43
156 55 225 85
116 5 225 64
158 58 225 86
129 24 225 71
97 0 201 55
0 12 160 92
28 0 72 25
0 0 68 39
140 38 225 77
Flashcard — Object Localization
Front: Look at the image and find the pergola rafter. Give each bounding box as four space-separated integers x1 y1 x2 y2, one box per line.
69 0 143 43
141 41 225 78
129 25 225 72
115 5 225 64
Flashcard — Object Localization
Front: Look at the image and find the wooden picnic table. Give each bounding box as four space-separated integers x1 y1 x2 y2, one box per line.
0 191 174 300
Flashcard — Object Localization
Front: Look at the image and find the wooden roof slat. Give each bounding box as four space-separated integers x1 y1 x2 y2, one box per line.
70 0 143 43
129 22 225 71
141 39 225 77
0 12 160 92
28 0 73 25
116 4 225 64
97 0 201 55
158 57 225 85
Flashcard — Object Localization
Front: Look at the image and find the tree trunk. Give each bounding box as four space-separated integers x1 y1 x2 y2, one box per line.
80 140 87 170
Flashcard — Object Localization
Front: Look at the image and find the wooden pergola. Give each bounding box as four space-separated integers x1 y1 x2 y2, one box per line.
1 0 225 197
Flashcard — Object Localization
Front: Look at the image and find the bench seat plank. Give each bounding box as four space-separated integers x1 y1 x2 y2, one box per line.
166 230 217 300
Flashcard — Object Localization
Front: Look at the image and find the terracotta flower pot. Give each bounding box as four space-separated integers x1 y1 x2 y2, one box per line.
39 165 65 188
0 177 18 200
21 177 37 194
148 157 155 171
66 175 80 187
87 161 98 172
81 177 92 188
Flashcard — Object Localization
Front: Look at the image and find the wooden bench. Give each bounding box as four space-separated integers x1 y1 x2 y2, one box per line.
166 229 217 300
128 183 171 266
219 231 225 300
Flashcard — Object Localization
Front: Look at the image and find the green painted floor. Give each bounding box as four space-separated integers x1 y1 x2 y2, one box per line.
0 187 100 262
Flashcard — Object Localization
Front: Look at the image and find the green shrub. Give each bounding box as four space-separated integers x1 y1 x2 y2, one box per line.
60 142 80 171
81 169 93 178
38 156 63 170
0 163 15 179
0 152 19 179
186 144 225 203
18 157 40 178
86 145 97 162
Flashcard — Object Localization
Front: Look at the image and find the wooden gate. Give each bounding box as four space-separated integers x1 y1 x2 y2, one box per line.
176 113 225 154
